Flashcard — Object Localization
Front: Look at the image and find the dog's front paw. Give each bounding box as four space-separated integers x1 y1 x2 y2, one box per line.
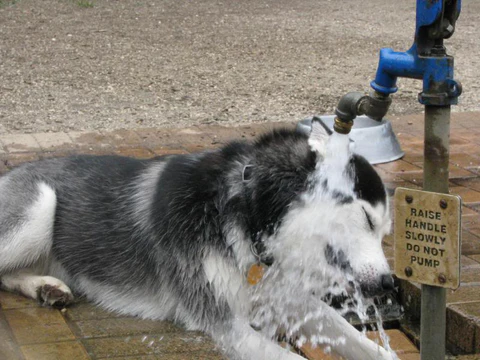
37 283 74 308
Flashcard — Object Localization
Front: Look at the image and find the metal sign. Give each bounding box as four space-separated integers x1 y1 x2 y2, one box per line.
394 187 461 289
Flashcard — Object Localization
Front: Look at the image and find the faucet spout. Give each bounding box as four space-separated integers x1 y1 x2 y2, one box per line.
371 46 423 95
333 91 392 134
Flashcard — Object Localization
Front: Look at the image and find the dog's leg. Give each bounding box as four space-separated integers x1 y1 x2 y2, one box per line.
0 182 57 273
300 302 395 360
0 181 72 308
214 318 306 360
0 270 73 308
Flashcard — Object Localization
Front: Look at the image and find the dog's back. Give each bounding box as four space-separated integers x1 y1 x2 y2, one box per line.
0 152 238 327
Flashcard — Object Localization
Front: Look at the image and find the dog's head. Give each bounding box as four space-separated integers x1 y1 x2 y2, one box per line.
246 120 393 298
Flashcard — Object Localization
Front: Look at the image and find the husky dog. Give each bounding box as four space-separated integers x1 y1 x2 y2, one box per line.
0 121 395 360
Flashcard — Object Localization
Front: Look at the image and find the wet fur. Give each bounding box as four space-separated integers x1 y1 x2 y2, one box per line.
0 124 394 360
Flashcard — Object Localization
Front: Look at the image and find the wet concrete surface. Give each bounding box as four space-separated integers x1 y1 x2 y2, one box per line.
0 291 226 360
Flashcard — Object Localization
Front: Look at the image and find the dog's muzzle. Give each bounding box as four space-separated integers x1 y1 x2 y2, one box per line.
360 273 395 297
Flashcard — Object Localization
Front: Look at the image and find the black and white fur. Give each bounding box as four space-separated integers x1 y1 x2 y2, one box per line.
0 122 395 360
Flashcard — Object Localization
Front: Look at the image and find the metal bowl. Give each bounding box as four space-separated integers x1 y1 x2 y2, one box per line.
296 115 404 164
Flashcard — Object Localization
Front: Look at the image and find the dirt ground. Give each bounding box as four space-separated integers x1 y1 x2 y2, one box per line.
0 0 479 134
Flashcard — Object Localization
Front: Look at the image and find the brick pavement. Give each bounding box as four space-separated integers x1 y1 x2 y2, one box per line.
1 112 479 359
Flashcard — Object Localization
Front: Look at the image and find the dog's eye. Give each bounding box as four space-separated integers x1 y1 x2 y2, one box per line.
363 207 375 231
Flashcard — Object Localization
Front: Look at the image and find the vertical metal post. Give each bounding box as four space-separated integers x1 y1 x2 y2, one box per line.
421 105 451 360
423 106 450 194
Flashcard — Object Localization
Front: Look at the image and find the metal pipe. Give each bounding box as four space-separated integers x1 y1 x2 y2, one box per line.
421 286 447 360
333 92 366 134
420 105 451 360
423 106 451 194
333 91 392 134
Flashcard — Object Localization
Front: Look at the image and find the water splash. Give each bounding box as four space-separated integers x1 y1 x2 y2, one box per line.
246 259 398 359
337 286 399 360
372 304 398 359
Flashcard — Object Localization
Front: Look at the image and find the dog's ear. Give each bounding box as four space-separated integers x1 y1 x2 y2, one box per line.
308 118 331 157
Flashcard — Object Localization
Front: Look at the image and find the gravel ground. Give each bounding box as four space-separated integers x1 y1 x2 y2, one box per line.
0 0 478 134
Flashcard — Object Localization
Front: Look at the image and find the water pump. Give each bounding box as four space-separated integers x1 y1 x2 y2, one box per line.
334 0 462 135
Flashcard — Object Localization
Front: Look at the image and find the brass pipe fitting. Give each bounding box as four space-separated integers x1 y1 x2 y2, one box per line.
333 90 391 134
333 117 354 134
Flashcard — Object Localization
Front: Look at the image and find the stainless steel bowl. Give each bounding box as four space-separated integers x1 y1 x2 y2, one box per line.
296 115 404 164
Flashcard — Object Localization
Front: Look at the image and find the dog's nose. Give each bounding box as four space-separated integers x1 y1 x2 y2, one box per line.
381 274 395 292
